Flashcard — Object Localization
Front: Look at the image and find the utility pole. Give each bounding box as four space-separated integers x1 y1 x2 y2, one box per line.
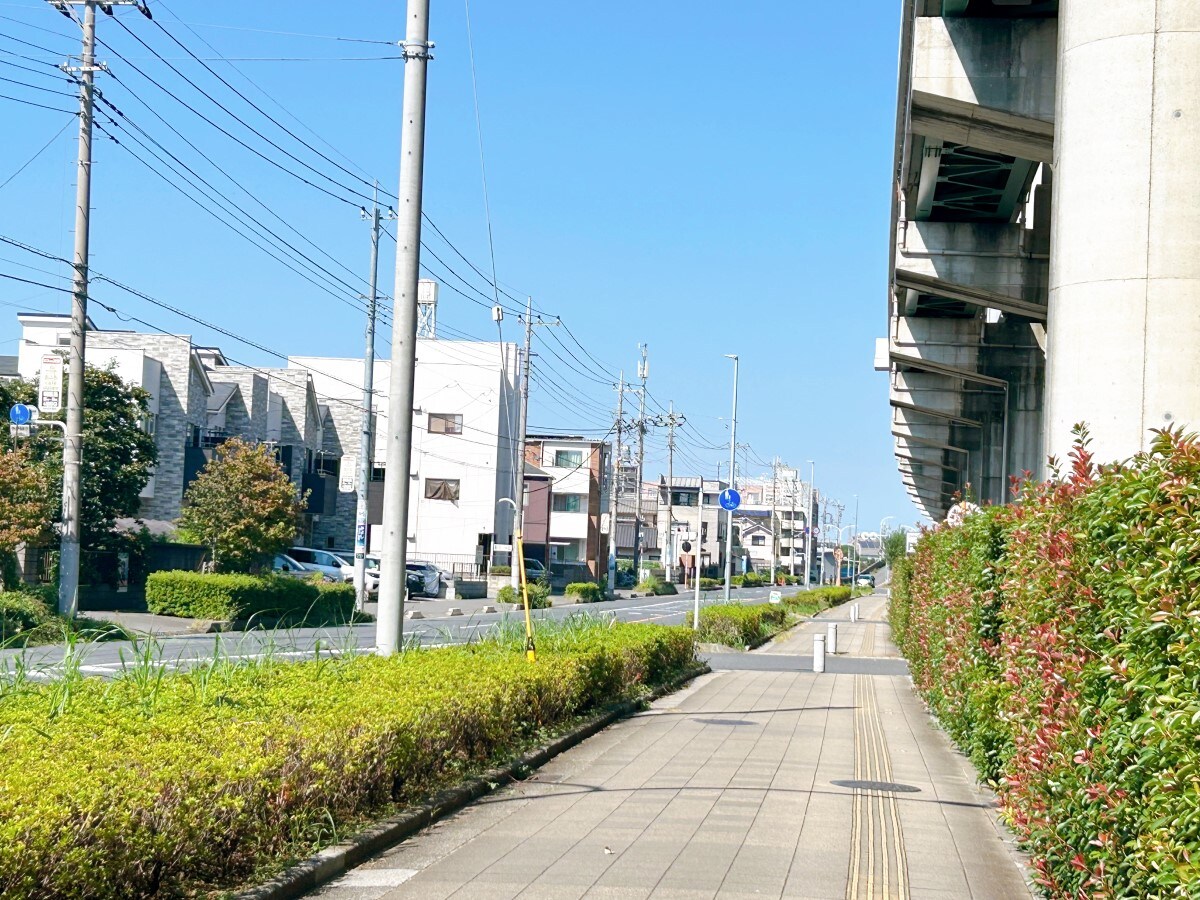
353 188 392 610
655 401 684 583
631 344 648 578
377 0 433 655
606 372 625 594
510 296 533 590
769 458 778 586
55 0 145 618
804 460 815 589
722 354 739 603
788 471 797 577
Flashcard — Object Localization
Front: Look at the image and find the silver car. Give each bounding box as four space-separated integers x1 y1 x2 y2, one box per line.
288 547 353 582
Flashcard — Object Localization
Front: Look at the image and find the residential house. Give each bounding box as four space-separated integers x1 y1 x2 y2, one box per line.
614 481 659 569
524 434 610 579
657 476 729 579
291 337 520 573
518 463 553 568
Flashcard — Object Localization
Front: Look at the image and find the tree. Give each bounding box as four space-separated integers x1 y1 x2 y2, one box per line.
179 438 305 573
7 365 157 546
0 448 54 590
883 529 908 566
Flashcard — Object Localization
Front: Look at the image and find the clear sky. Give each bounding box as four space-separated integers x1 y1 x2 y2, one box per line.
0 0 920 535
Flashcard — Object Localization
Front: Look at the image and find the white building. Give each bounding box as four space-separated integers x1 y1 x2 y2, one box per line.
291 338 520 571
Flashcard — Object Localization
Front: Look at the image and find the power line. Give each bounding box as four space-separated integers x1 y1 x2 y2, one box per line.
0 115 74 191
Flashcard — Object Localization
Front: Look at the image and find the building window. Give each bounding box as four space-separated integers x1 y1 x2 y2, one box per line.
370 464 386 482
428 413 463 435
424 478 460 501
554 449 583 468
751 535 766 547
143 413 156 437
316 455 340 478
704 493 719 506
552 493 584 513
670 491 697 507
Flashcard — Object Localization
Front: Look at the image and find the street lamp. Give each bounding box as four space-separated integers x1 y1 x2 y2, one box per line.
722 354 739 603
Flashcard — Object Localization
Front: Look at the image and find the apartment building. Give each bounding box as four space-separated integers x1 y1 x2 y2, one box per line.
524 434 611 579
657 476 729 577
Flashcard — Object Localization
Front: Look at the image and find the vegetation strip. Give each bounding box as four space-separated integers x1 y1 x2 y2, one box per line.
236 661 712 900
695 586 854 648
890 431 1200 898
0 617 694 899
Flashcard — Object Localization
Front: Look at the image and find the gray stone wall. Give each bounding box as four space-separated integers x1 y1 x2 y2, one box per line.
311 399 360 551
209 369 268 441
89 332 204 523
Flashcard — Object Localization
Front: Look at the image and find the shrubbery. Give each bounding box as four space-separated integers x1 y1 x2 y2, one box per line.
0 590 51 642
890 430 1200 898
0 619 695 898
497 582 551 609
490 565 511 575
697 602 789 646
564 582 603 603
635 575 677 596
699 577 721 590
146 571 355 625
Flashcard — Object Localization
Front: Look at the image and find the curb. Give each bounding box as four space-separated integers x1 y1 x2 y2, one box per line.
234 662 712 900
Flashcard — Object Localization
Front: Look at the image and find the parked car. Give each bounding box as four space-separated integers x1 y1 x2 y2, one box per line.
288 547 353 582
359 555 444 599
856 573 875 588
521 558 547 580
272 553 330 581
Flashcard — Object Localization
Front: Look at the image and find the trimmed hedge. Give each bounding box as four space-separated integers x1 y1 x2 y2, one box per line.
490 565 511 575
635 575 677 596
697 603 789 646
564 582 604 603
890 430 1200 898
497 582 551 609
146 571 355 625
698 577 721 591
0 621 695 898
0 591 52 642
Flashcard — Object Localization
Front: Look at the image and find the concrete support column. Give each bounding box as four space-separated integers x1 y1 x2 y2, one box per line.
1045 2 1200 464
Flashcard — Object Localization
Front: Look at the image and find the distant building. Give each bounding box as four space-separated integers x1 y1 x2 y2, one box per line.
657 476 729 578
524 434 611 579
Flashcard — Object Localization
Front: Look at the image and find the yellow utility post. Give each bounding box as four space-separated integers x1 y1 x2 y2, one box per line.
515 532 536 662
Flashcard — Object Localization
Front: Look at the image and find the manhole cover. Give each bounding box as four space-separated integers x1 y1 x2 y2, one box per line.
691 718 755 727
831 779 921 793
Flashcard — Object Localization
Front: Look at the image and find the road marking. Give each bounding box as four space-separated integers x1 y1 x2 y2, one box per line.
847 674 909 899
862 623 876 657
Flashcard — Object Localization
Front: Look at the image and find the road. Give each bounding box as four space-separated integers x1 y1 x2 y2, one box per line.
0 585 805 678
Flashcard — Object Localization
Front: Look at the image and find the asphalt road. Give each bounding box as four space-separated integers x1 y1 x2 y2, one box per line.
0 585 809 678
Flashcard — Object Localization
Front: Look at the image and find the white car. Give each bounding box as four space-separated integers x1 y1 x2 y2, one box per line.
360 555 447 598
288 547 353 582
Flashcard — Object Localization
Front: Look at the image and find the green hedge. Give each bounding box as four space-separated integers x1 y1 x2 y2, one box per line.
696 603 790 647
635 575 677 596
0 621 695 898
497 582 551 609
699 577 721 590
146 571 355 625
889 430 1200 898
0 591 52 643
490 565 511 575
564 582 603 603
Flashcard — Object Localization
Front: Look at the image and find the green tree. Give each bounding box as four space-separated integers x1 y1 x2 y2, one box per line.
7 365 157 546
883 529 908 566
179 438 305 573
0 448 54 589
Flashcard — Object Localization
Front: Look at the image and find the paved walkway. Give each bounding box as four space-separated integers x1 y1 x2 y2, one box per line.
306 593 1035 900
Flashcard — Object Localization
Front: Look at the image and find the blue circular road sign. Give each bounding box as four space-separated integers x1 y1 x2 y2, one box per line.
8 404 32 426
718 488 741 511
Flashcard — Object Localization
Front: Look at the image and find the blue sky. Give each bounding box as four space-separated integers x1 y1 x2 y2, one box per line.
0 0 918 534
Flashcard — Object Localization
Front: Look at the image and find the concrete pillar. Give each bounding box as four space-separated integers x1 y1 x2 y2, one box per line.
1045 2 1200 464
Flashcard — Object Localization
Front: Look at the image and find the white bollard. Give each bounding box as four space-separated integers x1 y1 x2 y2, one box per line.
813 633 826 673
851 604 859 623
827 621 838 655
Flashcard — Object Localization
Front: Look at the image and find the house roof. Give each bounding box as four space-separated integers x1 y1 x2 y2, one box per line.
615 522 659 550
207 381 237 414
525 462 551 479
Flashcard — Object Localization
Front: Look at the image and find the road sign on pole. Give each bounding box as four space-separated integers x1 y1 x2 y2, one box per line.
718 488 741 511
8 404 32 426
39 354 63 413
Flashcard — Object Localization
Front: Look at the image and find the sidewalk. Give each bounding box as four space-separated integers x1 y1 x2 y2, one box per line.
306 594 1035 900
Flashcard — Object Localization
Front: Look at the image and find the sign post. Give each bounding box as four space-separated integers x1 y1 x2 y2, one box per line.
39 354 63 413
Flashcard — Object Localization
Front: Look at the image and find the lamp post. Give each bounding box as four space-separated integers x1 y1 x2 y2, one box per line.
722 354 739 603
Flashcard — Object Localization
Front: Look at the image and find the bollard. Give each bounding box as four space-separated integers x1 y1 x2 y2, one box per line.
827 621 838 655
813 633 826 673
851 603 859 623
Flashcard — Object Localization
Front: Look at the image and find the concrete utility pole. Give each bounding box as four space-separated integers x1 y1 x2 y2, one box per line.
631 344 648 578
804 460 815 589
377 0 433 655
769 458 778 586
789 472 797 577
352 188 392 610
510 296 533 590
852 494 860 583
606 371 624 594
722 354 739 603
658 401 684 582
56 0 145 618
